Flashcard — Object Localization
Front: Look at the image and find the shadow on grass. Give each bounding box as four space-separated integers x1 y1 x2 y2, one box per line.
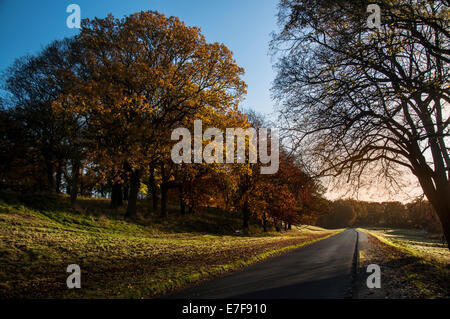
0 191 276 237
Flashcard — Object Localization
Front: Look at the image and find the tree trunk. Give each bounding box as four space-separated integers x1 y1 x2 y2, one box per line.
149 165 158 211
263 213 267 232
123 185 129 201
441 214 450 249
431 194 450 249
152 188 158 211
415 169 450 249
275 223 281 232
160 184 168 219
45 158 54 192
160 164 168 219
70 150 80 205
110 182 123 208
55 160 63 193
125 169 141 219
242 195 250 234
179 184 185 215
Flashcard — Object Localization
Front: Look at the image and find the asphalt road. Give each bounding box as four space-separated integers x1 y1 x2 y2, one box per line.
164 229 359 299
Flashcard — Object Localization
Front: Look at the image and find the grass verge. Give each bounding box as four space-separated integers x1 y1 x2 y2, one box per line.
357 228 449 298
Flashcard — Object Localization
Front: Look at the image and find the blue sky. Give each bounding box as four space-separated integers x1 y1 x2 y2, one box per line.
0 0 279 116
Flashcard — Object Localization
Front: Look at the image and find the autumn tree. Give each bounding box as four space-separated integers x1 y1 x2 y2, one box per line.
3 39 80 193
152 96 250 218
364 202 385 225
317 199 358 228
272 0 450 247
55 11 246 218
0 103 44 191
228 111 272 233
407 199 443 233
383 201 408 227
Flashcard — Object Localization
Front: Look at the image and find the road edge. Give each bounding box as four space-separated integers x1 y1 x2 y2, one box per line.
350 228 360 298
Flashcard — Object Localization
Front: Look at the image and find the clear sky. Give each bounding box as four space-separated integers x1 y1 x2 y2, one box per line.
0 0 279 116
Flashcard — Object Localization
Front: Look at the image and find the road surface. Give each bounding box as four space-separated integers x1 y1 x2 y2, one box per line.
164 229 359 299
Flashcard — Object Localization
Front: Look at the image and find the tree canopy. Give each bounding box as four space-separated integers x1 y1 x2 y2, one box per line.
1 10 321 234
271 0 450 246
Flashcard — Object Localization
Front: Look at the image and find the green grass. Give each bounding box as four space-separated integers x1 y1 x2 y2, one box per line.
0 192 338 298
362 227 449 265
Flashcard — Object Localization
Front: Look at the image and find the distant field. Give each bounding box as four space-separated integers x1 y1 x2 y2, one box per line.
363 227 449 265
0 193 338 298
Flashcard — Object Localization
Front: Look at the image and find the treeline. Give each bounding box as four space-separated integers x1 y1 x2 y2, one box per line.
0 11 324 232
316 199 442 234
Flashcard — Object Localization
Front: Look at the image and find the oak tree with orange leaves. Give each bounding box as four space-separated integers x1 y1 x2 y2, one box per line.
54 11 246 218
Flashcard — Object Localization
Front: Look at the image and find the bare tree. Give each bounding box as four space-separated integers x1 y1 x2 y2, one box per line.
271 0 450 247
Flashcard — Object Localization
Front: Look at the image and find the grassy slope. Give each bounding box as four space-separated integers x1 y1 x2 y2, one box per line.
358 228 450 298
362 227 449 264
0 193 338 298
